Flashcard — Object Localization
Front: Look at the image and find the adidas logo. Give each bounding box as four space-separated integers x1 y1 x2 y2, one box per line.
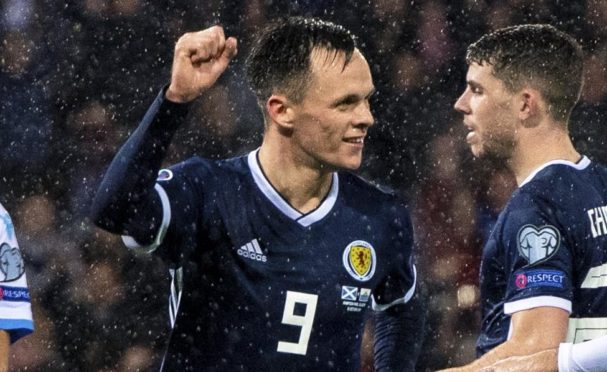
237 239 267 263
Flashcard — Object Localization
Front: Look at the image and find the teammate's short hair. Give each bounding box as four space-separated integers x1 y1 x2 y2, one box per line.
246 17 357 105
466 24 583 123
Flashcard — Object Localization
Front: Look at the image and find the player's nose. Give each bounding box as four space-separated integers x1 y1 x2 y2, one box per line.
355 100 374 128
454 90 470 114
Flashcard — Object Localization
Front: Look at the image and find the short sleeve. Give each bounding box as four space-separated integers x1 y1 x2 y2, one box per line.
502 192 573 315
372 205 417 311
0 205 34 343
121 159 204 266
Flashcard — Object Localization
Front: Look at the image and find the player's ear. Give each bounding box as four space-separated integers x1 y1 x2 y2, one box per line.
266 94 295 131
518 87 543 127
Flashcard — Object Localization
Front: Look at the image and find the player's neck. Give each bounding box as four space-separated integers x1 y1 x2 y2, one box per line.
257 144 334 214
509 123 580 186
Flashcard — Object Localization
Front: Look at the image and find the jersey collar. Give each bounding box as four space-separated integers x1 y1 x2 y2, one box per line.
519 156 591 187
247 149 339 227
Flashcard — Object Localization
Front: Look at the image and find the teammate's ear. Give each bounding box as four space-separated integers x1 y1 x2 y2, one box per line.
518 88 542 127
266 95 295 130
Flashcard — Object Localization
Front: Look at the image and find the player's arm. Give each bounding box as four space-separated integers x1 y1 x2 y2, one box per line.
479 349 558 372
90 26 237 242
374 292 426 372
0 330 8 372
437 306 568 372
374 204 425 372
482 334 607 372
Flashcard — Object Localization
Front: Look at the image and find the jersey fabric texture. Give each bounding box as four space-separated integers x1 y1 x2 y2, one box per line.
0 203 34 343
92 90 419 371
477 157 607 355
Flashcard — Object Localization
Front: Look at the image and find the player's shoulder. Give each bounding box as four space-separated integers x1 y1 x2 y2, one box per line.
505 158 607 219
0 203 12 235
339 172 409 211
516 157 606 202
0 203 11 228
340 172 397 197
163 153 249 179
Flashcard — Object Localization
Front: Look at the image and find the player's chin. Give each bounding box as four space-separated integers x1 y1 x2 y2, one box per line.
337 155 363 171
470 144 484 158
324 149 364 171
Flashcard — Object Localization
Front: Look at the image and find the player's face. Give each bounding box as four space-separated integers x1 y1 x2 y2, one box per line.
290 48 375 171
454 63 518 159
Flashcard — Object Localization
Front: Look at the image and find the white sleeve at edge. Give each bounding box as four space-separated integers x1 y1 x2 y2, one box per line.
558 335 607 372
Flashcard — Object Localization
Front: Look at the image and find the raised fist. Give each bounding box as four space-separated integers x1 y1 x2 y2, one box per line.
165 26 238 103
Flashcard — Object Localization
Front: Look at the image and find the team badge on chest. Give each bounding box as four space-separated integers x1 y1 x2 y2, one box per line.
342 240 376 281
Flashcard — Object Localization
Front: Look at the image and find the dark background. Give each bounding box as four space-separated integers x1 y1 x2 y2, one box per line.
1 0 606 370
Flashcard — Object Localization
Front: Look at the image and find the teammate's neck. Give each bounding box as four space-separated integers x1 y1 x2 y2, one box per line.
257 143 334 214
509 123 580 186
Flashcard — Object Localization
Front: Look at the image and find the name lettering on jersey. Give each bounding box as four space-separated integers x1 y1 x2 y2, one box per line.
581 262 607 288
513 269 565 290
587 205 607 238
567 317 607 343
0 243 25 282
340 285 371 312
517 225 561 266
342 240 376 281
237 239 267 263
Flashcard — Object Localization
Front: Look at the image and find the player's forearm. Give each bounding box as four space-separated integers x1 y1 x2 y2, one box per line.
374 294 426 372
0 330 9 372
478 348 558 372
440 306 568 372
439 336 560 372
91 88 189 235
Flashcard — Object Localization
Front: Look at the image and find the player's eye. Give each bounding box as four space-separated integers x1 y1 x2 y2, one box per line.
470 85 482 95
336 102 355 112
338 98 356 107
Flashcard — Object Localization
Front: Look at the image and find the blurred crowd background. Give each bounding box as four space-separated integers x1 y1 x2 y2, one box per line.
1 0 606 371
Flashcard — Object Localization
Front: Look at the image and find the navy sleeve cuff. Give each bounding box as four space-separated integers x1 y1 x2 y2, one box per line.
145 86 192 133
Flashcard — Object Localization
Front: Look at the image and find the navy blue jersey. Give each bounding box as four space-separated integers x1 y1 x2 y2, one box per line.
91 90 419 371
477 157 607 355
122 151 416 371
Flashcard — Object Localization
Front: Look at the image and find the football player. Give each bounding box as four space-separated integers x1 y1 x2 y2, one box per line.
439 24 607 371
0 203 34 371
92 17 424 371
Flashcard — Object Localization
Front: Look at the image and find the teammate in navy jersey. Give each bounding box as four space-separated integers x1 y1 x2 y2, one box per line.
0 203 34 372
436 24 607 372
91 17 424 371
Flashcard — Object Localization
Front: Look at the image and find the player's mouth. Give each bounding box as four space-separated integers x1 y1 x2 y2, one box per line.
464 123 476 143
343 137 365 147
